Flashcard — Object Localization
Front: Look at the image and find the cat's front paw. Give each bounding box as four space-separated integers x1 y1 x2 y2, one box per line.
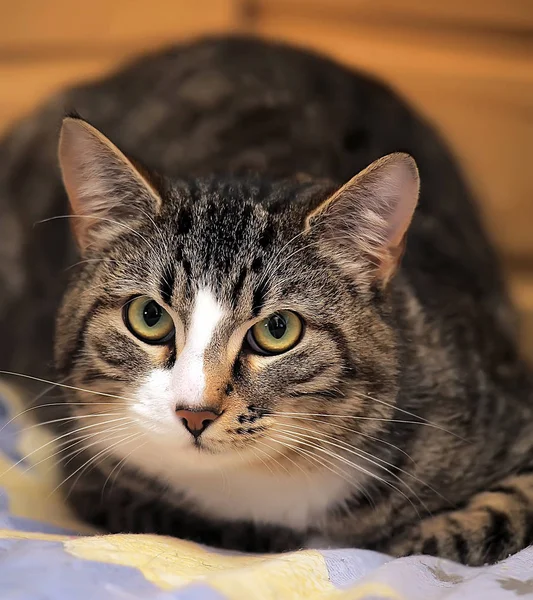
385 529 424 559
385 514 455 560
385 514 476 565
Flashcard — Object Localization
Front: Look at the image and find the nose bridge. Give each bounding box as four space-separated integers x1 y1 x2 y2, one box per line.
202 352 231 405
170 287 225 408
171 340 206 403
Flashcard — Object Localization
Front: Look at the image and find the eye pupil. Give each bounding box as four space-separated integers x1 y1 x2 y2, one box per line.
143 301 162 327
267 314 287 339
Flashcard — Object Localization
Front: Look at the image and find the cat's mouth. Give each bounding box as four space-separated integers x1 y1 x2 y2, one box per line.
184 431 267 460
191 437 216 453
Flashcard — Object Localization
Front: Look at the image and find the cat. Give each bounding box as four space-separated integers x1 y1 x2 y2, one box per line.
1 36 532 566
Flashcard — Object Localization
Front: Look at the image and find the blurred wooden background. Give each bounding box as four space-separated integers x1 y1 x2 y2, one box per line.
1 0 532 351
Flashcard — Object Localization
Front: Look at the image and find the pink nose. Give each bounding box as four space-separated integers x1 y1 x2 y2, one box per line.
175 408 219 439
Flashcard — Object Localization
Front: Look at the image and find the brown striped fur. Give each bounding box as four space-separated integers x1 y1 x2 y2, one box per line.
1 37 532 565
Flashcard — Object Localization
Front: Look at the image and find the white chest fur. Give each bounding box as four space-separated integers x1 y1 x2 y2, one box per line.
166 463 348 529
121 438 349 530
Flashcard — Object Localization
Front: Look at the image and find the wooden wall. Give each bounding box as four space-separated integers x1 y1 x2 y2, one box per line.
2 0 533 351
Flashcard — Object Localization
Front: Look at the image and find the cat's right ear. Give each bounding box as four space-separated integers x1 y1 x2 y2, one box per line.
58 116 162 253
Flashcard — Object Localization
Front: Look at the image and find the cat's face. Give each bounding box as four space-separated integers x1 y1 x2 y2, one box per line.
55 117 419 485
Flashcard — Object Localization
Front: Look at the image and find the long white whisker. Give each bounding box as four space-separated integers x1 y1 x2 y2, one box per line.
0 371 141 405
36 428 133 477
269 410 459 438
53 430 143 499
61 426 135 467
254 439 310 480
15 412 127 434
65 257 127 272
23 424 133 476
267 435 371 503
249 447 276 476
102 437 148 498
274 423 440 510
273 413 416 465
252 443 291 476
0 400 131 435
273 429 422 518
35 215 156 253
264 240 322 287
0 416 133 478
350 390 466 441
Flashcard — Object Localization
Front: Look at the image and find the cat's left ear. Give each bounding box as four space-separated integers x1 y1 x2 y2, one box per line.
305 153 419 285
58 116 162 253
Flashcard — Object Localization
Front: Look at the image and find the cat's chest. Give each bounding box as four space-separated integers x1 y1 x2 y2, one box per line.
103 425 353 530
163 466 349 529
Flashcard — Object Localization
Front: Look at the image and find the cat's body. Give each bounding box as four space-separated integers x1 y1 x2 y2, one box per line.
1 37 533 564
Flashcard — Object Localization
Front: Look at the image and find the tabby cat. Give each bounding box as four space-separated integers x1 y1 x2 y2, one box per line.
1 37 532 566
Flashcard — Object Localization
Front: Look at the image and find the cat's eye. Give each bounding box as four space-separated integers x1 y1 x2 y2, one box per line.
124 296 175 344
247 310 303 355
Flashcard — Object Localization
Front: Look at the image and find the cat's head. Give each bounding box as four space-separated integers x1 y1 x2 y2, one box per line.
55 116 419 483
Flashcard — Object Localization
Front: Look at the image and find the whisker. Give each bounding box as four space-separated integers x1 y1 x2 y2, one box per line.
22 424 133 476
272 429 422 518
15 412 127 434
35 214 156 254
30 428 133 480
65 257 125 272
252 443 291 476
53 430 143 499
273 427 378 481
264 240 323 287
254 439 310 480
350 390 466 441
0 416 133 479
103 437 149 497
249 447 276 476
273 413 416 465
269 410 461 439
0 371 141 405
274 423 443 509
61 427 135 468
267 435 371 504
21 376 66 409
0 400 129 435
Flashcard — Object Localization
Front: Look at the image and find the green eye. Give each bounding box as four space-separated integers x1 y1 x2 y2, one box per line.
247 310 303 355
125 296 175 343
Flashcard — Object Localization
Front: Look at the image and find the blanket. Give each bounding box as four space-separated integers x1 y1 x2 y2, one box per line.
1 381 532 599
